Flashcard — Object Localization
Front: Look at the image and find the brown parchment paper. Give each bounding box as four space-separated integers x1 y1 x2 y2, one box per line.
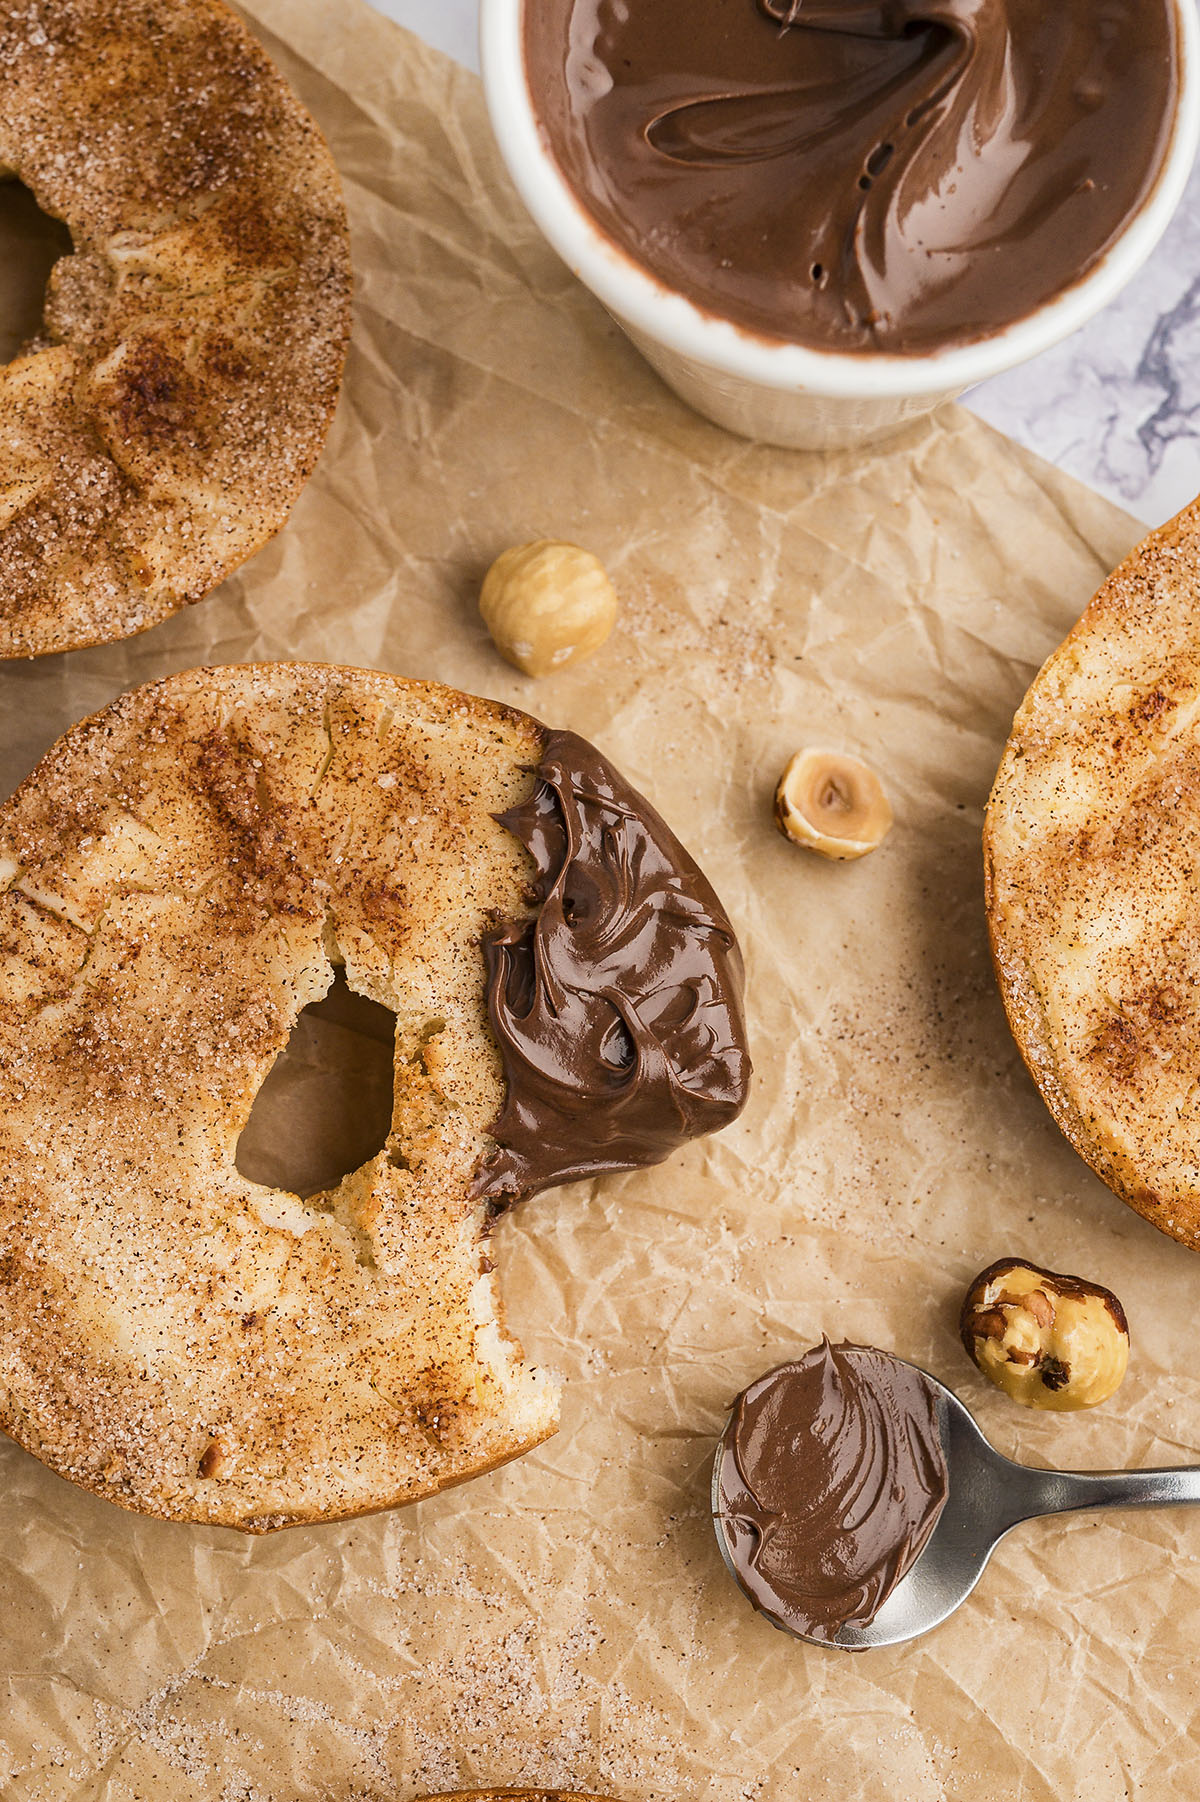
0 3 1195 1798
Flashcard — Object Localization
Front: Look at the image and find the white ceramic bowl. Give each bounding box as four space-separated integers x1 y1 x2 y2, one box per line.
482 0 1200 451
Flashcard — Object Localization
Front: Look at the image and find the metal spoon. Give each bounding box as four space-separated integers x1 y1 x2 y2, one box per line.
712 1359 1200 1650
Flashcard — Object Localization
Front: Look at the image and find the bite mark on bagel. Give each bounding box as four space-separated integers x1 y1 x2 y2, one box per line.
0 666 750 1526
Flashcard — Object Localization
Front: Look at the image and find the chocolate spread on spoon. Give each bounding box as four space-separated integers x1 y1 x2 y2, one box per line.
524 0 1178 353
714 1341 948 1641
472 728 750 1204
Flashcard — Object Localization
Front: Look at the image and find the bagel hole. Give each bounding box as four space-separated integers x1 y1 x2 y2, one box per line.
0 179 72 364
235 968 396 1200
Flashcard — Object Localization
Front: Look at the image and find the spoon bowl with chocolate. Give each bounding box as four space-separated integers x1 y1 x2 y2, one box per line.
485 0 1200 449
712 1342 1200 1649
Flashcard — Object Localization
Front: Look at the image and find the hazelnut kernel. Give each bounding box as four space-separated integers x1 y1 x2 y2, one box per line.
959 1258 1129 1411
1020 1287 1056 1330
774 748 893 860
197 1436 229 1479
479 539 618 677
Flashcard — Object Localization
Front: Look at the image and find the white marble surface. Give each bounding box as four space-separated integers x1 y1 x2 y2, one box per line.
370 0 1198 526
966 154 1200 529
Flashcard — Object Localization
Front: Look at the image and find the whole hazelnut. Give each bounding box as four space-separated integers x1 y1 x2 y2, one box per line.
960 1258 1129 1411
479 539 618 677
774 748 893 860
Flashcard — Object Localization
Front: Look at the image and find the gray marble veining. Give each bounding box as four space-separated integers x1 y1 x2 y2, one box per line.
970 154 1200 527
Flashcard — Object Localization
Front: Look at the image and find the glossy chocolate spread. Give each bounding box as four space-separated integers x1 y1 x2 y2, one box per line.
471 727 751 1204
715 1341 948 1641
524 0 1178 353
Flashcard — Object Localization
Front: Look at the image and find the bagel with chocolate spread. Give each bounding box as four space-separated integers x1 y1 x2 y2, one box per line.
986 496 1200 1247
0 0 350 658
0 665 749 1527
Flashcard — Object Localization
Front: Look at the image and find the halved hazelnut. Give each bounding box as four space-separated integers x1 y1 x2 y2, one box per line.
774 748 893 860
960 1258 1129 1411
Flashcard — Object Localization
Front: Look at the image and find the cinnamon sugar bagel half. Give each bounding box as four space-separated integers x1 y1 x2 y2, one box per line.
985 497 1200 1248
0 0 351 658
419 1792 620 1800
0 665 749 1527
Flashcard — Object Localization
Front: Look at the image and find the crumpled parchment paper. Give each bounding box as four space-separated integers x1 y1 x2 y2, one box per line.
1 2 1194 1797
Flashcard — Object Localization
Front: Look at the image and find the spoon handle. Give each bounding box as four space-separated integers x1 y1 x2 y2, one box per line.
1016 1463 1200 1522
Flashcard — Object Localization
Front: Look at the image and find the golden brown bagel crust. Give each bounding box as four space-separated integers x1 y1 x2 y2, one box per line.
418 1793 621 1801
985 497 1200 1247
0 0 351 658
0 665 560 1528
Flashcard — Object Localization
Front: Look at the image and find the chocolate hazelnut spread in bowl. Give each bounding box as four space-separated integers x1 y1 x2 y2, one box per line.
525 0 1176 357
482 0 1200 446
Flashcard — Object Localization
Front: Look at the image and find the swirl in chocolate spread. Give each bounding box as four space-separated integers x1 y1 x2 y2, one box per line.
714 1341 948 1641
471 728 751 1205
524 0 1178 353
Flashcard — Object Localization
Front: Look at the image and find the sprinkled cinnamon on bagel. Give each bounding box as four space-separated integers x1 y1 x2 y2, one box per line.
0 0 351 658
418 1792 622 1801
986 497 1200 1248
0 664 749 1527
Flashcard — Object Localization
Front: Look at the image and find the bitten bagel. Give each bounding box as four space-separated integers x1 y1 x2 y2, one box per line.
0 0 351 658
986 497 1200 1247
0 665 749 1527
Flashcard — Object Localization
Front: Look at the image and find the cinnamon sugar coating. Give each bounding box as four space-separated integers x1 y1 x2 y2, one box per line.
0 665 559 1527
986 498 1200 1248
0 0 351 657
